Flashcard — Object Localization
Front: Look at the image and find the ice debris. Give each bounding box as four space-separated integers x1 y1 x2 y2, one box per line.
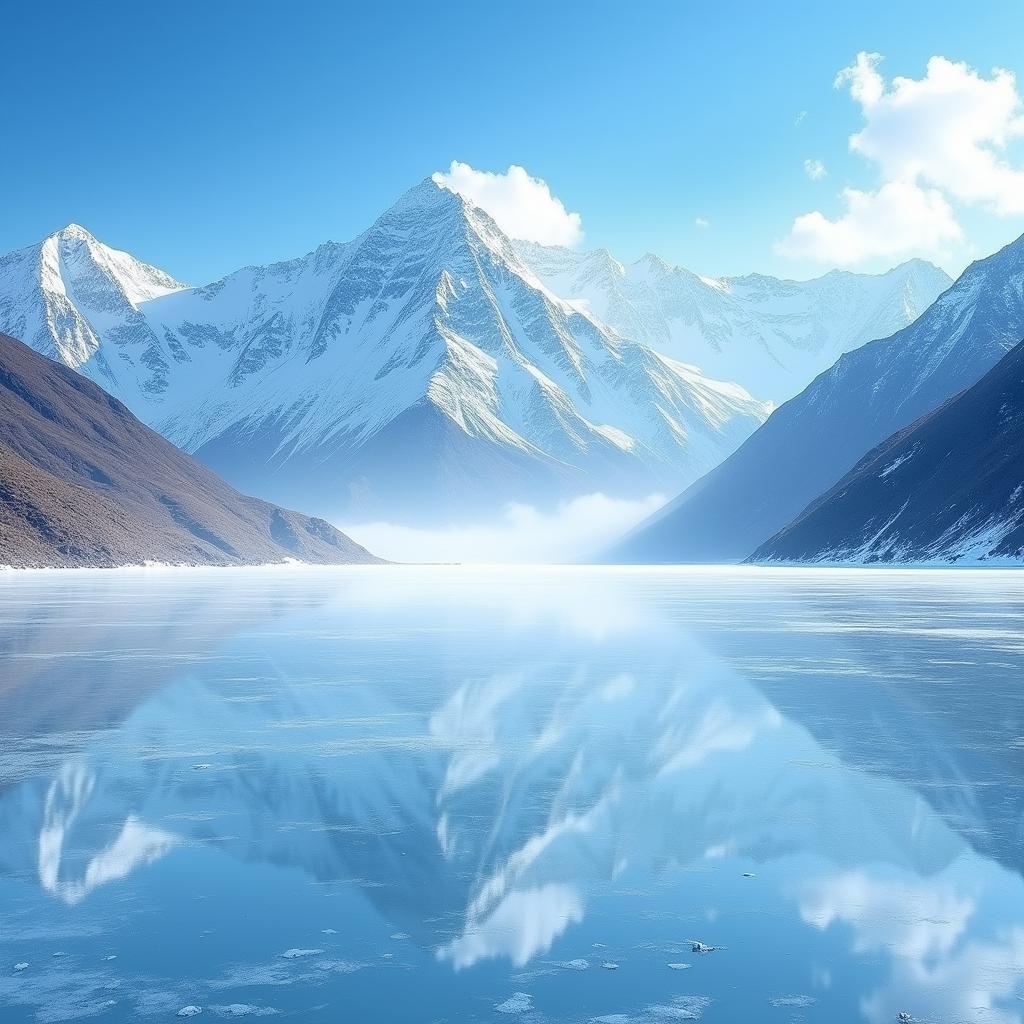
215 1006 278 1018
496 992 533 1014
558 958 589 970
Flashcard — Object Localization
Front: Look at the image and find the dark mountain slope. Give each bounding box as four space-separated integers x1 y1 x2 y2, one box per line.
752 341 1024 564
0 332 380 568
608 233 1024 563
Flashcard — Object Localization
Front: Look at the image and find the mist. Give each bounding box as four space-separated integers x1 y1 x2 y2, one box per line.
339 492 666 564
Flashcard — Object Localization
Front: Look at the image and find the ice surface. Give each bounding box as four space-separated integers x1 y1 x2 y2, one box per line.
0 566 1023 1024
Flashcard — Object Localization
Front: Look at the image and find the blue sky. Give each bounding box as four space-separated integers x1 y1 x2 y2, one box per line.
5 0 1024 283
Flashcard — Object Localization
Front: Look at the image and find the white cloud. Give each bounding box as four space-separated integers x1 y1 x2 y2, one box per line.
338 492 665 564
780 52 1024 267
804 158 827 180
432 161 583 246
777 181 962 264
795 110 808 126
839 53 1024 214
695 216 710 229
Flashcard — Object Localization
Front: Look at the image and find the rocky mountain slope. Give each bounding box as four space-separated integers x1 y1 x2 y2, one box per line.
752 341 1024 565
516 241 950 402
0 331 379 568
608 232 1024 563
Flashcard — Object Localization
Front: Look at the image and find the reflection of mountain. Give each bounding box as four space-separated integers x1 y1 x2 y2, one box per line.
0 569 337 743
4 568 1022 968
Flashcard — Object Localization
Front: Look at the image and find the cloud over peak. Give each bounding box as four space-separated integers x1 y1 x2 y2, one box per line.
432 161 584 247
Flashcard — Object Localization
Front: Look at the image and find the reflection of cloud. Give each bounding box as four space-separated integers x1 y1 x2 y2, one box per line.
801 866 1024 1023
339 493 665 564
438 884 584 969
799 869 973 960
861 927 1024 1024
38 765 178 906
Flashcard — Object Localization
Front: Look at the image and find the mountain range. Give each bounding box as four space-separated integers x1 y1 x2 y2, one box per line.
611 232 1024 564
516 241 950 402
0 180 950 531
1 178 1018 566
0 183 777 525
0 331 378 568
753 340 1024 565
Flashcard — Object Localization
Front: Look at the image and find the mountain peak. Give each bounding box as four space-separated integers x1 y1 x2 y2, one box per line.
639 252 670 271
48 223 98 244
403 174 466 212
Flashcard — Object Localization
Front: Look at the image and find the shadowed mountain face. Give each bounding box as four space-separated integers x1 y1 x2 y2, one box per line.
752 341 1024 565
0 332 380 568
609 233 1024 564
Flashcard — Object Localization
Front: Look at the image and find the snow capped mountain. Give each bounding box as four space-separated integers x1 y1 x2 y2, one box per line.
516 241 951 403
0 223 183 371
0 182 769 524
752 341 1024 566
609 231 1024 564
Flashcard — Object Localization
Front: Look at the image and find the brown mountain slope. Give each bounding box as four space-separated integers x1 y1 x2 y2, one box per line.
0 332 381 568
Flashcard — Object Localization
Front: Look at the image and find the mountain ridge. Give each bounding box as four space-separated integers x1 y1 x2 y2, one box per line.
608 231 1024 564
515 240 951 403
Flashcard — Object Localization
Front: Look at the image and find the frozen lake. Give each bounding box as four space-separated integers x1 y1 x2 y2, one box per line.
1 566 1023 1022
